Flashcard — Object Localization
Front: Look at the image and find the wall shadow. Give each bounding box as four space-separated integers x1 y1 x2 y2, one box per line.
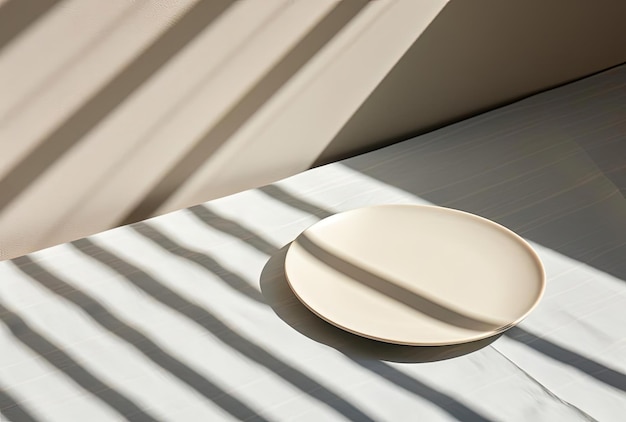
260 245 500 364
316 0 626 166
0 0 62 52
0 0 235 213
120 0 370 225
342 64 626 282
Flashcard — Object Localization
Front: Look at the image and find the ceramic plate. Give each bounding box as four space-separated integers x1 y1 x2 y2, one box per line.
285 204 545 346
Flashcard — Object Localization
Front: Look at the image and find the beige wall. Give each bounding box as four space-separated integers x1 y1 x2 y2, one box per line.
0 0 448 259
317 0 626 164
1 0 625 260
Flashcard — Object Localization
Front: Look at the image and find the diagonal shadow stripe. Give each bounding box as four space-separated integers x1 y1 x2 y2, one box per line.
505 326 626 392
188 205 278 256
260 245 500 419
1 0 148 126
70 237 377 422
0 0 61 51
10 255 270 422
0 299 160 421
119 0 370 225
186 202 497 418
0 0 234 212
130 221 266 304
353 359 492 422
255 181 626 393
0 383 40 422
257 185 334 219
295 233 503 332
130 194 502 418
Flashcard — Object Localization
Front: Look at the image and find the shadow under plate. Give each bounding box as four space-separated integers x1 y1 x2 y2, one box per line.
260 245 501 364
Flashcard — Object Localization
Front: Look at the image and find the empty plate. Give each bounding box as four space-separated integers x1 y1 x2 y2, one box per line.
285 204 545 346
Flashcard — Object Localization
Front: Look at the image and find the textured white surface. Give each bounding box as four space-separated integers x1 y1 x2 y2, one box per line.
1 161 624 420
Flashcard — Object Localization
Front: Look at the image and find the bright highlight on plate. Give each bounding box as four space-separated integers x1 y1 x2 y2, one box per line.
285 205 545 346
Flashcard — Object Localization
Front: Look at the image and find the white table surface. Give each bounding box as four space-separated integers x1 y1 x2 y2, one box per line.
1 65 625 421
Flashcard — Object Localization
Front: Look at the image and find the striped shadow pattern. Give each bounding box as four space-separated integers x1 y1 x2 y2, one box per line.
2 65 625 420
0 0 402 262
1 160 622 419
0 0 62 51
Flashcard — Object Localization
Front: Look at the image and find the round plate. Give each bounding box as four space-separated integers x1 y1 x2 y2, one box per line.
285 205 545 346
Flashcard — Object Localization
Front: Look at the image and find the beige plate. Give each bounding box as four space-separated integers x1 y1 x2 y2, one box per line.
285 205 545 346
